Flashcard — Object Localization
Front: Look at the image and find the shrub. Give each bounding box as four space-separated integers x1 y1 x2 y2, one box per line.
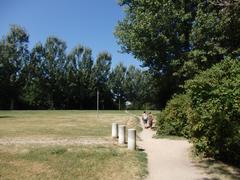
185 58 240 164
156 94 191 138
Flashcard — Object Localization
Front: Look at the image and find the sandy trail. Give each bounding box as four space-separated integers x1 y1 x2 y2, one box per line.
138 119 209 180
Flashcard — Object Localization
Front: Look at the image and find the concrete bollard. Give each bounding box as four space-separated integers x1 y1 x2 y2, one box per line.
118 125 126 144
128 129 136 150
112 123 118 138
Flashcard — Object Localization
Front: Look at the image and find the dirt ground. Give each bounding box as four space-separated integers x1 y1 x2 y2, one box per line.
138 119 209 180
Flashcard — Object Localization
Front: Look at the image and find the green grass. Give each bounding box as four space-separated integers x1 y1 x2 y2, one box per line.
0 110 148 180
0 145 147 180
0 110 136 138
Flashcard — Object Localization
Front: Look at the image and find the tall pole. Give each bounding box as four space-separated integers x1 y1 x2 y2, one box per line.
118 96 120 111
97 88 99 118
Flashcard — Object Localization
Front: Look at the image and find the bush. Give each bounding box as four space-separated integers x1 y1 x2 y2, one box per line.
185 58 240 164
156 94 191 138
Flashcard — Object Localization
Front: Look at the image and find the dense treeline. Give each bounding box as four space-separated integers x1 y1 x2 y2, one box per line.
116 0 240 164
0 25 156 110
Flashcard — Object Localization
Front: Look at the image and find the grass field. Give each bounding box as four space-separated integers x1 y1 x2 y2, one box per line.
0 110 147 180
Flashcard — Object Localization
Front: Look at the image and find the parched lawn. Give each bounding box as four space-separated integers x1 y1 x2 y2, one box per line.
0 110 147 180
0 110 139 138
0 145 147 180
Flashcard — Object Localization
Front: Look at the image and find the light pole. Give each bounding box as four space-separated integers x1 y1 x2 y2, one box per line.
118 96 121 111
97 88 99 118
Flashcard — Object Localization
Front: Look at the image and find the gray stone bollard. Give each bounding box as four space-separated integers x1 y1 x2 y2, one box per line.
128 129 136 150
112 123 118 138
118 125 126 144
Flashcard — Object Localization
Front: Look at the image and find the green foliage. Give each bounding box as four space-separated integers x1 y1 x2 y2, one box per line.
185 58 240 164
118 1 240 163
157 58 240 164
116 0 240 107
115 0 200 106
108 64 157 110
124 66 157 109
0 25 156 110
108 63 126 109
157 94 191 138
0 25 29 109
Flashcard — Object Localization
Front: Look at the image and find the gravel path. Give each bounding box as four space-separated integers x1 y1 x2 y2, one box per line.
138 119 209 180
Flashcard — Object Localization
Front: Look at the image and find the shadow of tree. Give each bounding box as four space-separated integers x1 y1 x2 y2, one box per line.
193 158 240 180
0 116 13 119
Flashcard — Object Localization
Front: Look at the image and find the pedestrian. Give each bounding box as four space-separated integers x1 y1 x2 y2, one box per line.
147 112 153 129
142 111 148 128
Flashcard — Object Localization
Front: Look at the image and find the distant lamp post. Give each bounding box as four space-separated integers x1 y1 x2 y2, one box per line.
97 88 99 118
118 96 121 111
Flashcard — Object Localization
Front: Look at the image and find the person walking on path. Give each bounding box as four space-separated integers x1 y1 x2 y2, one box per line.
147 112 154 129
142 111 148 128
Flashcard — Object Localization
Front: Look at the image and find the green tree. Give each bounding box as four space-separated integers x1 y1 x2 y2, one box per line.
115 0 240 107
125 66 156 109
43 36 67 109
108 63 127 110
21 42 48 108
115 0 199 106
93 52 113 109
79 47 96 109
187 0 240 72
66 45 95 109
0 25 29 109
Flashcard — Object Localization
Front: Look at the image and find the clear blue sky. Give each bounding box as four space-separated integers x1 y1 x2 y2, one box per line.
0 0 142 68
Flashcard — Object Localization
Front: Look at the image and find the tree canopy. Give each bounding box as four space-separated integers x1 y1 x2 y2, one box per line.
0 25 156 110
115 0 240 107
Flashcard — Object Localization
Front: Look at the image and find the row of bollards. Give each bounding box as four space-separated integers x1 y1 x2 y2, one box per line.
112 123 136 150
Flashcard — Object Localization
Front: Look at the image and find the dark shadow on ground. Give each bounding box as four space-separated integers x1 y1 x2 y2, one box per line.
0 116 13 119
137 148 145 152
193 158 240 180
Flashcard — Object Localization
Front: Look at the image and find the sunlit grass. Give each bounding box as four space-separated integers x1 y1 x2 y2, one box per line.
0 145 147 180
0 110 136 138
0 110 147 180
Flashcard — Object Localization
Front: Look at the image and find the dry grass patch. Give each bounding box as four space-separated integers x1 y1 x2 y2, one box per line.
0 145 147 180
0 110 147 180
0 110 135 138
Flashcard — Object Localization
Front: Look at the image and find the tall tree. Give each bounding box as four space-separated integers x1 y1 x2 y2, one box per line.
79 47 96 109
0 25 29 109
115 0 199 107
21 42 48 108
66 45 95 109
109 63 126 110
93 52 113 109
115 0 240 107
43 36 67 109
124 66 156 109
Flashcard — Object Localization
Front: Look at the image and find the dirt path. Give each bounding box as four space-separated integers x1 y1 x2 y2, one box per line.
0 137 112 146
138 119 209 180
